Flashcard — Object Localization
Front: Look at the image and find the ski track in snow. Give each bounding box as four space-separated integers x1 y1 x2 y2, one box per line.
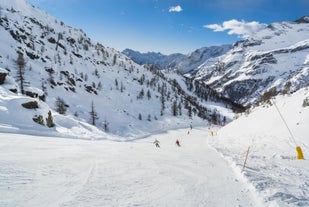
0 129 264 207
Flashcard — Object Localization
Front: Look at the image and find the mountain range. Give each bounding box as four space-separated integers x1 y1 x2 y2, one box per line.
124 16 309 107
122 44 232 74
193 16 309 106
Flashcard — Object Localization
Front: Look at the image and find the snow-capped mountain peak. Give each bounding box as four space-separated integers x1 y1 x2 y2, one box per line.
295 15 309 23
193 17 309 105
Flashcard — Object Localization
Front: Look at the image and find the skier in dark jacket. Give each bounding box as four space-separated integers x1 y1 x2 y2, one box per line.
154 139 160 148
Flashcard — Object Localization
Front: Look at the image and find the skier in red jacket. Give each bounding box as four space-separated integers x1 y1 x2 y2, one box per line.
175 139 181 147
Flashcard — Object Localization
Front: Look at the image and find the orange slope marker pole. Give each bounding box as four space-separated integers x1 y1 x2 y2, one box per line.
242 146 250 172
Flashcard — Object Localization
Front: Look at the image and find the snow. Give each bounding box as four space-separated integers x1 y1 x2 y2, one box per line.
0 1 308 206
0 68 8 74
211 87 309 206
0 128 264 207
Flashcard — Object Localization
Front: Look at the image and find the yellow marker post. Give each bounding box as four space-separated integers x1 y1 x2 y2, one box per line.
296 146 304 160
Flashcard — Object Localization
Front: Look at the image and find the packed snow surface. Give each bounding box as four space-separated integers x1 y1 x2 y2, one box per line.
0 129 263 207
212 88 309 206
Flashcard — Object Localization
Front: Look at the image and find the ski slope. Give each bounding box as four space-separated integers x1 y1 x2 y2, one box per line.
1 87 308 207
0 128 263 207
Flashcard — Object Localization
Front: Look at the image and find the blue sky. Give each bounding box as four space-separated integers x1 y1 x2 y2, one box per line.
26 0 309 54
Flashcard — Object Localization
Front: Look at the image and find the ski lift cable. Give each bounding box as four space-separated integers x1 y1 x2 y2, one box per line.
272 99 298 146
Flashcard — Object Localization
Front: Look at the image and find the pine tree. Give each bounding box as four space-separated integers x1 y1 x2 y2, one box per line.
147 89 151 100
46 68 55 86
69 55 73 64
89 101 99 125
160 93 165 116
172 100 178 116
41 79 47 95
211 110 218 125
103 119 110 132
94 68 100 78
137 88 145 99
98 81 102 91
178 102 182 116
115 78 118 90
120 81 124 92
187 105 192 119
15 52 27 94
55 97 67 114
222 116 227 125
113 54 117 65
46 111 55 127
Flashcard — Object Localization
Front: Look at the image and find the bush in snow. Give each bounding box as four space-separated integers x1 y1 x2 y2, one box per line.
21 101 38 109
33 115 44 126
303 97 309 107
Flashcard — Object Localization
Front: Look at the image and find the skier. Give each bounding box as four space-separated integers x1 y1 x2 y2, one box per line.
175 139 181 147
153 139 160 148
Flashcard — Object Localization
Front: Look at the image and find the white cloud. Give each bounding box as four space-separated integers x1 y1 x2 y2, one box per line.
169 5 183 12
204 19 267 38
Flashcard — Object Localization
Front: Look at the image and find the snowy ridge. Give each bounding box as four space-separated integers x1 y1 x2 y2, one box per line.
193 17 309 105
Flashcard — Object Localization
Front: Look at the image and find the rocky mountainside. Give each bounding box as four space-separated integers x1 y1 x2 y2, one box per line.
191 16 309 106
123 44 232 74
0 0 239 138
